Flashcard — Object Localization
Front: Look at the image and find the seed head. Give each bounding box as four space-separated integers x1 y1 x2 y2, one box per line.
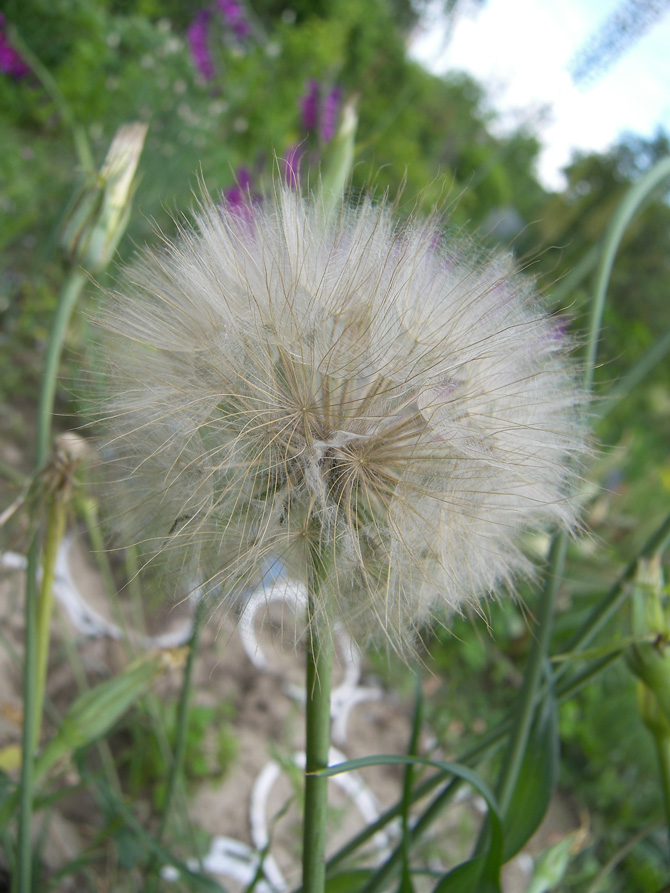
92 188 585 656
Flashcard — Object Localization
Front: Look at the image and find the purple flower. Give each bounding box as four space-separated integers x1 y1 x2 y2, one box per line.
187 10 215 81
282 144 303 189
0 15 30 79
299 79 343 143
223 166 253 207
320 86 342 143
300 79 320 132
217 0 251 39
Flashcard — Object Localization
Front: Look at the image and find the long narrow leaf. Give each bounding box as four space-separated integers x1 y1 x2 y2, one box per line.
317 755 504 886
433 855 500 893
502 689 559 860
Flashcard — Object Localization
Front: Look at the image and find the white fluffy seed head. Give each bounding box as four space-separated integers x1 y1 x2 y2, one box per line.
91 187 586 657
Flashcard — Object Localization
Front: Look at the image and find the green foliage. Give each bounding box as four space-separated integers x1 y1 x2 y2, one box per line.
128 699 238 808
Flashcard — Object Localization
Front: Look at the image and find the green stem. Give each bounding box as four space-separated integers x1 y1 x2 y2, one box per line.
496 534 566 814
585 155 670 394
15 538 39 893
35 268 88 469
653 734 670 849
302 604 333 893
554 511 670 684
472 532 566 861
398 674 422 891
584 822 660 893
33 498 67 750
17 266 87 893
147 595 207 888
596 327 670 420
7 26 94 174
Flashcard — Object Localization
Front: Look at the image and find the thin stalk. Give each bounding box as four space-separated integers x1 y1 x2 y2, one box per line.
302 603 333 893
554 511 670 684
364 674 424 893
35 268 88 468
653 735 670 850
147 595 206 888
33 497 67 750
6 26 94 174
585 155 670 394
584 822 660 893
471 533 566 862
15 538 39 893
497 534 566 814
398 674 422 892
596 328 670 421
17 265 87 893
549 243 601 307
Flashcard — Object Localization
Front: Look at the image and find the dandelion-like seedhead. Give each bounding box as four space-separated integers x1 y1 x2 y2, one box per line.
92 187 585 656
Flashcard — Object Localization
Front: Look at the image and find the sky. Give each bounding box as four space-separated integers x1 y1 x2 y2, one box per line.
409 0 670 190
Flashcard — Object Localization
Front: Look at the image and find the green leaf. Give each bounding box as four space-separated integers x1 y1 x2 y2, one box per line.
35 652 173 780
317 755 504 887
502 693 559 861
324 869 374 892
551 635 648 663
433 856 501 893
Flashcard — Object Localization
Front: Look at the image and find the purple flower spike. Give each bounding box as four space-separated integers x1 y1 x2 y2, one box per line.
217 0 251 39
223 169 257 226
224 167 253 208
0 14 30 79
282 144 303 189
320 86 342 143
187 10 215 81
301 79 320 133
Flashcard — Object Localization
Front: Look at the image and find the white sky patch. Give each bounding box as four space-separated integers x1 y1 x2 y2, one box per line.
410 0 670 190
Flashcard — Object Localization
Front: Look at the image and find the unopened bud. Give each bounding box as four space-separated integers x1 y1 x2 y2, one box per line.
625 557 670 732
318 95 358 213
60 122 148 273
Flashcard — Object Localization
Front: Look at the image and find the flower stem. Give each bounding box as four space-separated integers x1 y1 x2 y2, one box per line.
35 268 87 468
6 26 94 174
498 533 566 814
302 604 333 893
17 266 87 893
471 532 566 862
147 594 206 889
653 734 670 851
33 497 67 750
